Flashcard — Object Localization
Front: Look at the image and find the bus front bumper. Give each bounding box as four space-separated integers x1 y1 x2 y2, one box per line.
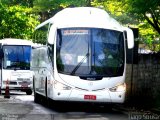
52 88 125 103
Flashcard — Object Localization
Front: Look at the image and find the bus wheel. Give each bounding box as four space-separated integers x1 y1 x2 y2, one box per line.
102 104 113 111
26 89 32 95
34 92 39 103
33 77 38 103
45 78 49 107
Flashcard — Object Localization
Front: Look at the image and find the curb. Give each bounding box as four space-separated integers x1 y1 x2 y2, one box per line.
151 108 160 115
114 104 131 114
0 95 13 102
115 104 160 115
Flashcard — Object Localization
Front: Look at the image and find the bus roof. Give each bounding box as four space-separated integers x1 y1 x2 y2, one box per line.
0 38 33 46
35 7 123 31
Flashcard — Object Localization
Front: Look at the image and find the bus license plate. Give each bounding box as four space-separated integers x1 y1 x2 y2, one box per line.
84 95 96 100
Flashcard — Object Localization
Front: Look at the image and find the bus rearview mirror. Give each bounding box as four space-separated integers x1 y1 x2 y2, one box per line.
0 49 4 58
123 27 134 49
48 25 57 45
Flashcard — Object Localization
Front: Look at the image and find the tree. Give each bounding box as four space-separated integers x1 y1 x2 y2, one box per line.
125 0 160 34
0 0 34 7
33 0 92 22
122 0 160 51
0 4 39 39
91 0 139 24
92 0 160 51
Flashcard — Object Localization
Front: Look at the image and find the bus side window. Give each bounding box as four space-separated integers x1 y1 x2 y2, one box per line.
39 49 45 67
32 48 39 68
0 44 3 58
48 44 54 68
34 24 49 45
0 59 2 69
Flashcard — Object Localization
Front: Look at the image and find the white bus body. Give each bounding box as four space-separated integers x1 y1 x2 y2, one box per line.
32 7 134 104
0 38 33 95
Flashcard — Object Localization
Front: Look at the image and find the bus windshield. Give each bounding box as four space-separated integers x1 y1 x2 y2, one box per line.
56 28 124 77
3 45 31 70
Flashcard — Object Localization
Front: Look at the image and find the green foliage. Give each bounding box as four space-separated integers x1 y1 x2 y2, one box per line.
91 0 138 25
33 0 89 10
0 0 159 49
33 0 91 22
126 0 160 34
0 4 39 39
1 0 34 7
125 0 160 51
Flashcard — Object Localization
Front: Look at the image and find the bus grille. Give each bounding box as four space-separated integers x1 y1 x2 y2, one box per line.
75 87 88 91
17 78 30 81
92 88 105 91
9 82 17 85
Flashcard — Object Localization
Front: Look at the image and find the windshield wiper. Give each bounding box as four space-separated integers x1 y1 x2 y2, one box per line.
71 53 89 75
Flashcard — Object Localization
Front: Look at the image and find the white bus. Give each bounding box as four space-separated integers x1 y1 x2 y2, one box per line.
0 38 33 95
32 7 134 105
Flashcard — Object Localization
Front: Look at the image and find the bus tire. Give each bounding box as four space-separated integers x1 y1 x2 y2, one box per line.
102 104 113 111
45 78 49 107
26 89 32 95
33 77 38 103
34 92 39 103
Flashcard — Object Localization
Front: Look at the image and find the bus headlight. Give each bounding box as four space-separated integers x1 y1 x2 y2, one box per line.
109 83 126 92
54 80 71 90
